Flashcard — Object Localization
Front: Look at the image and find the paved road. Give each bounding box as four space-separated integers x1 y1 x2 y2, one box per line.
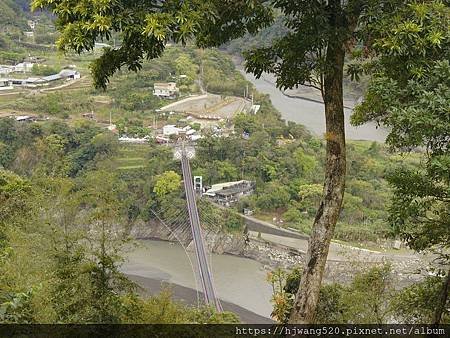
245 216 420 262
181 145 222 311
212 201 420 263
243 214 309 240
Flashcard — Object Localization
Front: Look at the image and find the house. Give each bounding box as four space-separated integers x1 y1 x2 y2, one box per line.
204 180 255 206
42 70 80 83
118 136 150 144
24 31 34 38
59 69 81 80
14 62 34 73
3 68 82 89
189 134 203 141
163 124 182 136
15 115 36 122
0 78 12 88
9 78 26 86
153 82 179 99
7 77 46 87
26 77 46 85
42 74 62 82
156 136 170 144
0 66 14 75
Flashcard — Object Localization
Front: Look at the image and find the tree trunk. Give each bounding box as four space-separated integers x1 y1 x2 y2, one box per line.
289 32 346 323
434 269 450 325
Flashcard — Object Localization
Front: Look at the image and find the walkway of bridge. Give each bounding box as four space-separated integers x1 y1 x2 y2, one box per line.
180 143 222 312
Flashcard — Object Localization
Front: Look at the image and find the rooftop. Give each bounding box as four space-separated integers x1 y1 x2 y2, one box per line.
154 82 177 89
42 74 62 82
204 180 254 196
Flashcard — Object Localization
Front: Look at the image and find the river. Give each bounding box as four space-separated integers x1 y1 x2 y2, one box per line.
122 240 273 319
240 70 389 143
120 68 388 321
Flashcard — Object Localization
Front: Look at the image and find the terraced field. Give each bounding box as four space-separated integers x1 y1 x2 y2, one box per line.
114 144 149 170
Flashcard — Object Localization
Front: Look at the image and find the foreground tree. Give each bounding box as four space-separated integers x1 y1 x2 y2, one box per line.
32 0 447 322
239 1 407 323
352 0 449 324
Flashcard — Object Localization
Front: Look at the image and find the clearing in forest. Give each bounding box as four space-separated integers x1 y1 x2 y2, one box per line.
160 93 251 120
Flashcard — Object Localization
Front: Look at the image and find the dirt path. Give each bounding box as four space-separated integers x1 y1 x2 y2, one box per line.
39 76 89 92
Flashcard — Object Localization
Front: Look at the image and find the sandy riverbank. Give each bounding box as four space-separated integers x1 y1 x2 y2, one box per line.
126 274 273 324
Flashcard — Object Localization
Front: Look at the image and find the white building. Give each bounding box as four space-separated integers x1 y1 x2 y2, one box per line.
14 62 34 73
1 69 82 90
0 66 14 75
190 134 203 141
118 136 150 144
163 124 182 136
156 135 170 144
15 115 35 122
0 78 12 87
153 82 179 99
204 180 255 206
59 69 81 80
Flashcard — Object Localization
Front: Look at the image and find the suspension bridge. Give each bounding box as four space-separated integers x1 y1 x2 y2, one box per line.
181 143 222 311
159 140 223 312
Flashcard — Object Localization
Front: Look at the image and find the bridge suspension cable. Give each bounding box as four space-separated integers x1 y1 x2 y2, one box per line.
149 207 201 307
180 142 222 312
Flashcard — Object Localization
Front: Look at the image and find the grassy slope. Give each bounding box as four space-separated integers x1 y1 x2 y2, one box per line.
114 144 149 170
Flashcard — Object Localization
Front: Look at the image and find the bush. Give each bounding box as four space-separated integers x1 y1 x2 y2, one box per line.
282 207 304 224
223 209 244 232
31 64 59 76
390 276 450 324
269 264 394 324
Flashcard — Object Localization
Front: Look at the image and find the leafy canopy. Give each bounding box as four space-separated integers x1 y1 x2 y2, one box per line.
32 0 272 89
352 1 450 257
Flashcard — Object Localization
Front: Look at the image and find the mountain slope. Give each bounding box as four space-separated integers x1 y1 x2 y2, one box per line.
0 0 28 30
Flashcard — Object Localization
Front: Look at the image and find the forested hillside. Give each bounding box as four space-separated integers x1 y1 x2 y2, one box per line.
0 0 56 63
224 13 288 55
0 0 448 328
0 0 28 30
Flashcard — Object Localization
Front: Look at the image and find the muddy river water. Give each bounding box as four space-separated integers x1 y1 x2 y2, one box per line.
122 240 273 318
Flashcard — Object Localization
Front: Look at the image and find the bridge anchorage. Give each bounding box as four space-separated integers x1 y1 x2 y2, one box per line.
174 139 222 312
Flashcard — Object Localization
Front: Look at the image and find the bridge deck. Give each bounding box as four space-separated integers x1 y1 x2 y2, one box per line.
181 145 222 312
